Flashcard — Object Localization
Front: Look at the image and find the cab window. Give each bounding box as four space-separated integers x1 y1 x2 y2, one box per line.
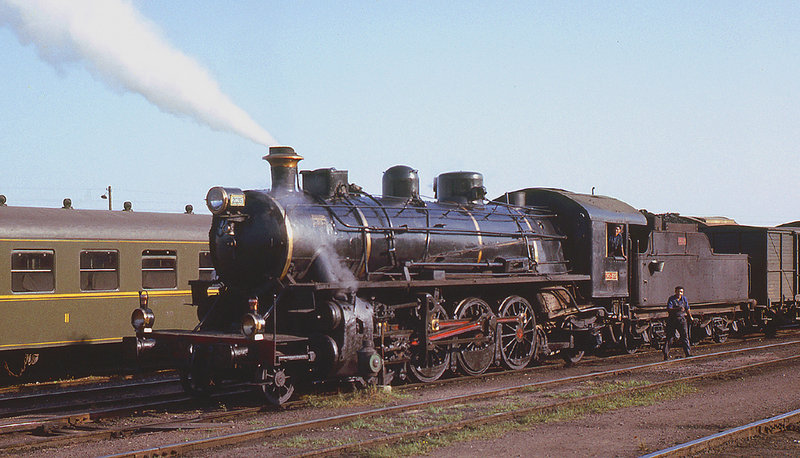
80 250 119 291
607 223 626 259
11 250 55 292
142 250 177 289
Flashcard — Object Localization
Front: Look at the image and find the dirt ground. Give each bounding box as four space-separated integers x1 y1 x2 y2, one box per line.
437 360 800 457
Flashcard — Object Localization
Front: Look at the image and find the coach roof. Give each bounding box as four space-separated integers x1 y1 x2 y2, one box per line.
0 206 210 241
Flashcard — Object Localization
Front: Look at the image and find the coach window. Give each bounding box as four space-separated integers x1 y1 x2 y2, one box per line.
199 251 216 281
142 250 177 289
11 250 55 293
80 250 119 291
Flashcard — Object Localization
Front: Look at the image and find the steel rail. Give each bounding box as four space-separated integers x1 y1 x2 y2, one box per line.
0 378 179 418
103 339 800 458
0 385 185 422
0 391 196 436
0 369 178 397
0 392 258 455
641 408 800 458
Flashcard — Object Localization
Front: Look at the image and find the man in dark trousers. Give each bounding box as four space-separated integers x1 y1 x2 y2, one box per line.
663 286 694 360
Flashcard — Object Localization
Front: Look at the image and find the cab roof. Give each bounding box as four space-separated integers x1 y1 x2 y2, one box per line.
511 188 647 226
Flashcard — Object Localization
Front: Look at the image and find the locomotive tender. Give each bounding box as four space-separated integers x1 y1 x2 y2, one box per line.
126 146 784 404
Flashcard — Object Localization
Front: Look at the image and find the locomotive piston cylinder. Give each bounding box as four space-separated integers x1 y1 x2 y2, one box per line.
211 344 249 369
316 301 344 331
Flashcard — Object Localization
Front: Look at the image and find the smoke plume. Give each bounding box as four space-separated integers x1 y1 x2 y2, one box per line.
0 0 277 146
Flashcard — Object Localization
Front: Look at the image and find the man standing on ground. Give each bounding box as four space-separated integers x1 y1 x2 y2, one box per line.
663 286 693 360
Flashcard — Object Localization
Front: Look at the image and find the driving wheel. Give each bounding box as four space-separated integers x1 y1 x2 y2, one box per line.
561 348 584 365
621 324 640 354
409 304 451 383
454 297 495 376
498 295 536 370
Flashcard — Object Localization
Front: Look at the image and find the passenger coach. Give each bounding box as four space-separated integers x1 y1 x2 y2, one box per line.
0 205 210 377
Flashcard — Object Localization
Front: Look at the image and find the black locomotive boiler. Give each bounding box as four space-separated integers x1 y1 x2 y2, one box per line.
126 146 759 404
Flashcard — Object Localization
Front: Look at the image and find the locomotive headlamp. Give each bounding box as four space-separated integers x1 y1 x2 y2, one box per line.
241 312 266 340
131 306 155 333
206 187 245 215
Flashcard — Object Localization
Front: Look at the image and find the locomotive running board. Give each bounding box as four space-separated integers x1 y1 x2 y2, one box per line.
308 273 591 291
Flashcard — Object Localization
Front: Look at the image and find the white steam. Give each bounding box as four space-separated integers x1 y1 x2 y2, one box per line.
0 0 277 146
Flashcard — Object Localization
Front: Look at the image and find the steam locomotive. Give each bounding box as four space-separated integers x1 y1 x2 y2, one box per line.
126 146 799 404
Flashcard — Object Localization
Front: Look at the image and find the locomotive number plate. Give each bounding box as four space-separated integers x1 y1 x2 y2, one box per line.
230 194 245 207
604 271 619 281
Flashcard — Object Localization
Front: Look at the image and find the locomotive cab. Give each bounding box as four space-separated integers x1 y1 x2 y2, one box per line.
501 188 647 302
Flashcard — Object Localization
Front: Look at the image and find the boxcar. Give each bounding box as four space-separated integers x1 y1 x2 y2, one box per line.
0 205 210 377
703 223 800 331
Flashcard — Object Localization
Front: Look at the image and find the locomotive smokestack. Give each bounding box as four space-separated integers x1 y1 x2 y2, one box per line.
264 146 304 193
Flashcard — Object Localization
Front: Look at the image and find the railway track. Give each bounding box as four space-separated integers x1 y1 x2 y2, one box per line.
393 328 794 394
300 357 800 457
45 338 800 457
0 376 259 455
0 377 182 418
284 344 800 457
643 408 800 457
0 375 195 442
1 332 796 456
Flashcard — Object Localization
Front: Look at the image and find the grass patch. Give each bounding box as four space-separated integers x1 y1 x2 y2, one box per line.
363 381 696 457
345 405 467 433
302 385 409 409
272 435 346 449
345 412 438 434
247 418 274 426
365 421 513 457
524 382 694 424
425 406 445 415
486 396 536 414
345 417 374 430
547 380 652 399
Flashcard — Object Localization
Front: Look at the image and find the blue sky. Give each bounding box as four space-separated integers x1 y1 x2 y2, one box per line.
1 1 798 225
